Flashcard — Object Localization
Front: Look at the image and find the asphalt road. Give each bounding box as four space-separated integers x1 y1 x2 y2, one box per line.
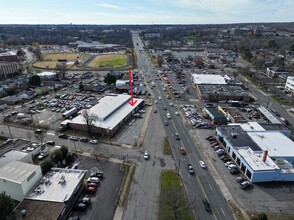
131 34 235 220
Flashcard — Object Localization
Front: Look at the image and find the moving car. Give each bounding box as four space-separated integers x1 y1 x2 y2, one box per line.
166 113 171 119
199 161 206 168
175 111 179 116
144 151 149 160
164 120 169 126
175 133 180 140
180 147 186 155
187 164 195 175
202 199 211 212
153 109 157 113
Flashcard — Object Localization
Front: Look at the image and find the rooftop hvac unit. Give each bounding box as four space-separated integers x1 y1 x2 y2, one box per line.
231 132 238 138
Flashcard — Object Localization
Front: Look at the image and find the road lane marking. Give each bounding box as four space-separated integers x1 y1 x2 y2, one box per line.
220 207 225 216
209 183 213 191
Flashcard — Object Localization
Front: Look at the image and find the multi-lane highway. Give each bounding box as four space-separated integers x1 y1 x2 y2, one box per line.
132 34 235 220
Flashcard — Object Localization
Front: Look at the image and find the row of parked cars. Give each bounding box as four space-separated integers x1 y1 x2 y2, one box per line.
206 135 252 190
58 134 98 144
181 105 212 129
73 171 104 214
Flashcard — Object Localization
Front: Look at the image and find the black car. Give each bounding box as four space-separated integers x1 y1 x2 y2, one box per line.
75 202 87 210
58 134 68 139
80 137 88 142
46 140 55 146
230 168 239 175
222 157 231 163
34 129 42 134
202 199 211 212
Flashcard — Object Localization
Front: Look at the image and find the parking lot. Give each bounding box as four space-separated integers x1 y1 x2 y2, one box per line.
195 129 294 215
68 155 125 220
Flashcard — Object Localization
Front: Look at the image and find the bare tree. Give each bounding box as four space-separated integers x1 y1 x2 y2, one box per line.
157 55 164 68
34 132 47 143
193 56 204 69
159 187 193 220
82 110 97 134
56 62 67 79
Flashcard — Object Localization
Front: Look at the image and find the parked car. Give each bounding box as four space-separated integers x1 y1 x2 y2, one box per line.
236 176 246 183
34 129 42 134
86 186 97 194
79 197 91 205
58 134 68 139
187 164 195 175
91 171 104 179
38 151 49 160
225 161 234 167
199 161 206 168
89 139 98 144
70 136 79 141
230 168 239 175
144 151 149 160
75 202 87 210
87 182 98 188
202 199 211 212
46 140 55 146
80 137 88 142
87 177 100 184
240 180 251 189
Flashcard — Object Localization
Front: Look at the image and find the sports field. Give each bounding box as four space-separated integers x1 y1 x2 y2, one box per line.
43 53 86 61
89 54 126 67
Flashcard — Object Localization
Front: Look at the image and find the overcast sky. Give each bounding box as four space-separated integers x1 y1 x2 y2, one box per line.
0 0 293 24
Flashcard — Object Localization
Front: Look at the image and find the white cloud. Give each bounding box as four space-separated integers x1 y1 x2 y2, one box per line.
95 3 122 9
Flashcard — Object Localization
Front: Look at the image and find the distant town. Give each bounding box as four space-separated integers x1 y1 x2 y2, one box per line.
0 23 294 220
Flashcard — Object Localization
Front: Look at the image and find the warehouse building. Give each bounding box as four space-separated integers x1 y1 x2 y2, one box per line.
61 94 144 136
0 161 42 201
203 106 227 124
216 122 294 182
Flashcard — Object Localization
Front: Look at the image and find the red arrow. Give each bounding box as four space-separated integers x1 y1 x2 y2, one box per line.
128 69 137 106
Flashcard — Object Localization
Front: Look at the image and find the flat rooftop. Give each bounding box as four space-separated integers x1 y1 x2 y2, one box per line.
236 147 280 171
257 106 282 124
205 107 226 119
232 121 266 132
0 150 28 168
198 84 247 96
15 200 64 220
217 125 261 151
248 131 294 157
70 94 143 129
26 168 86 202
0 161 40 184
192 74 227 85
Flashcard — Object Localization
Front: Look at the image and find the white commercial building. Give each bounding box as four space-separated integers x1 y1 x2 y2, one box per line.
15 168 86 220
62 94 144 135
37 71 57 80
0 161 42 201
216 122 294 182
191 74 227 85
285 76 294 94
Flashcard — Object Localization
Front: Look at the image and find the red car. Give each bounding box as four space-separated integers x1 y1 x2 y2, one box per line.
86 186 96 194
180 147 186 155
87 183 98 188
211 142 219 147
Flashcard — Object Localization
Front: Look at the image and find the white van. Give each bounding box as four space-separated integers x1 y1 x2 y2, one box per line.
166 113 171 119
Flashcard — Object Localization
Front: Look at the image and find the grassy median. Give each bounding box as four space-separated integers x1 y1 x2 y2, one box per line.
163 137 172 156
158 170 194 220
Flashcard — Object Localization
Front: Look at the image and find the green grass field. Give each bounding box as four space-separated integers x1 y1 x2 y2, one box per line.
158 170 194 220
89 55 126 67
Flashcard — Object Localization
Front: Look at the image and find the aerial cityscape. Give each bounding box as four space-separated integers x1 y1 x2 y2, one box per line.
0 1 294 220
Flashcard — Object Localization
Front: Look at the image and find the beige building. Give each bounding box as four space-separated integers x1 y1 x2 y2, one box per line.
0 62 19 79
